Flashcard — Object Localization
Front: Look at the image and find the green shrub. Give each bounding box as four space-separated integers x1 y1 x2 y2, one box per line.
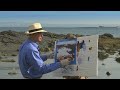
98 52 109 60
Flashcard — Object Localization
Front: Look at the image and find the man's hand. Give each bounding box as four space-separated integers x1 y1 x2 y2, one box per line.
66 54 73 61
58 56 65 61
58 54 73 62
60 58 71 67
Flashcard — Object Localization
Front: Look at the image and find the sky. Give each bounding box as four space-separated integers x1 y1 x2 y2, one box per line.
0 11 120 27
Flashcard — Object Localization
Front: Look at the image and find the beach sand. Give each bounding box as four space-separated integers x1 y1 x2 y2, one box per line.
1 53 120 79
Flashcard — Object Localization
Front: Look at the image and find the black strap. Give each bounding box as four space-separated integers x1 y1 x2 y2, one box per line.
29 28 43 33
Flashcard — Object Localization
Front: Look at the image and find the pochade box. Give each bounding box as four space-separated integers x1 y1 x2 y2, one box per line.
53 35 99 77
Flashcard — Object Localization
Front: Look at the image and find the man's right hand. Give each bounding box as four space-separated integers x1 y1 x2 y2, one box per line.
60 58 71 67
66 55 73 61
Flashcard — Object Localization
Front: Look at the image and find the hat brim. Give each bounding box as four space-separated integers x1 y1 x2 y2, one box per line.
25 30 47 35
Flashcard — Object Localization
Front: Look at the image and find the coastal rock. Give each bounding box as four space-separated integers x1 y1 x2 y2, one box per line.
8 68 17 75
0 30 65 55
65 33 76 39
75 34 83 37
0 30 17 37
100 33 114 38
98 51 109 60
106 71 111 76
0 59 16 62
99 35 120 55
0 30 27 44
102 63 105 65
0 56 2 60
118 51 120 55
1 30 120 57
44 47 51 52
115 57 120 63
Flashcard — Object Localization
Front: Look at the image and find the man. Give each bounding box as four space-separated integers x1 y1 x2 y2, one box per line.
18 23 72 79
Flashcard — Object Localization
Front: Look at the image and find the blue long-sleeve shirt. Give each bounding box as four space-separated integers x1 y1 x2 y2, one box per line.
18 39 61 79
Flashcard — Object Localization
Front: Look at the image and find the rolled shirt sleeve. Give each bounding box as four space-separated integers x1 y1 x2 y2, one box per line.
27 50 61 78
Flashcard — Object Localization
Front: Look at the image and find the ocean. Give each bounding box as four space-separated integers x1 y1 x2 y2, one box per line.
0 27 120 37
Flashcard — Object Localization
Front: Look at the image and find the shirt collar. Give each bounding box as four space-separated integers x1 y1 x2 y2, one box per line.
27 39 39 49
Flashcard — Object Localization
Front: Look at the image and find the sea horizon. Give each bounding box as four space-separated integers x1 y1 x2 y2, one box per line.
0 27 120 37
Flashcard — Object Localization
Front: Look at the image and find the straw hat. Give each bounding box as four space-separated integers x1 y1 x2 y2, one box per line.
25 23 47 35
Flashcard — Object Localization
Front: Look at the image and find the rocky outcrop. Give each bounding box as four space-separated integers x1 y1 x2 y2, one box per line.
1 30 120 60
106 71 111 76
100 33 114 38
115 57 120 63
98 51 109 60
99 33 120 55
0 31 66 56
0 30 27 44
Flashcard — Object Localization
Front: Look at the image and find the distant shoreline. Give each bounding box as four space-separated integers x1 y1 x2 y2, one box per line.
0 27 120 38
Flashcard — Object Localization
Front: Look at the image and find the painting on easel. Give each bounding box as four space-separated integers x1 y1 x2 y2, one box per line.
53 35 98 77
